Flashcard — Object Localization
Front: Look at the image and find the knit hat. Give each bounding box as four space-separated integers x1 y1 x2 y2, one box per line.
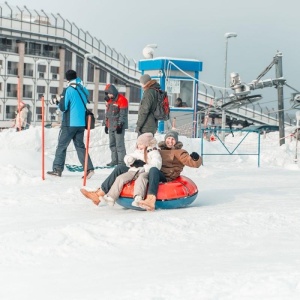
137 132 156 147
66 70 77 81
139 74 151 85
165 130 179 143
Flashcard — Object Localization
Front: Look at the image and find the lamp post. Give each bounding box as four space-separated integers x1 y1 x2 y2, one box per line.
222 32 237 139
34 59 47 126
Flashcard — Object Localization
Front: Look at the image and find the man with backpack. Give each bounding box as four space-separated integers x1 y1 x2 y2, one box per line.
47 70 94 178
136 74 161 136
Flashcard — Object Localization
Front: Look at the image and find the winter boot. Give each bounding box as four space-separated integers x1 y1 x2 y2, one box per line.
138 195 156 211
132 195 143 207
47 168 62 177
80 188 105 205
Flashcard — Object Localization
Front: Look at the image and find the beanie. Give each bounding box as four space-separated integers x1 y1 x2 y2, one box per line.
164 130 179 143
137 132 156 147
139 74 151 85
66 70 77 81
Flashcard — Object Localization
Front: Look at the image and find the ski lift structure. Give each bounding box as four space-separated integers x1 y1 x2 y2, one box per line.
199 51 300 146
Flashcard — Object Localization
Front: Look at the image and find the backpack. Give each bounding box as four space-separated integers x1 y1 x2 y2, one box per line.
151 88 170 121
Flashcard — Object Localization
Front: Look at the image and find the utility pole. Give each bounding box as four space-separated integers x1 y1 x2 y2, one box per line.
275 52 285 146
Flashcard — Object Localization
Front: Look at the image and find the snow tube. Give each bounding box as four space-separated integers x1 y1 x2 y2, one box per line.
116 175 198 210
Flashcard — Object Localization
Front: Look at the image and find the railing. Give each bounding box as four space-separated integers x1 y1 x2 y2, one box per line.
0 45 18 53
0 5 140 81
25 49 60 59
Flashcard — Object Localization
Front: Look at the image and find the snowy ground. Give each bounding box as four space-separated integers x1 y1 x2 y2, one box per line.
0 125 300 300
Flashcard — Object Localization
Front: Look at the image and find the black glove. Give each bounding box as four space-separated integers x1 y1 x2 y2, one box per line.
190 152 200 161
116 124 123 134
105 126 108 134
131 159 146 168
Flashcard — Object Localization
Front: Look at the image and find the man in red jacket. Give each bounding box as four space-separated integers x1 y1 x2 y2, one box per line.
104 84 128 166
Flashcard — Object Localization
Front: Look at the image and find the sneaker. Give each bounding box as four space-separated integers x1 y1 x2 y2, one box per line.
132 195 142 207
106 162 118 167
103 194 115 206
82 169 95 179
47 169 62 177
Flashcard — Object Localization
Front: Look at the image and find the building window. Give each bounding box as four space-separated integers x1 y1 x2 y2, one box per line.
6 105 17 119
50 87 58 94
87 62 94 82
87 89 93 102
110 74 126 86
76 55 83 79
65 50 73 73
98 90 106 103
37 86 46 93
7 83 18 97
23 85 32 98
38 64 46 73
50 66 59 74
99 69 107 83
129 85 142 104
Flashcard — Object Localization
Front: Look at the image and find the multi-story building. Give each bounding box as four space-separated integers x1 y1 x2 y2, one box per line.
0 4 141 128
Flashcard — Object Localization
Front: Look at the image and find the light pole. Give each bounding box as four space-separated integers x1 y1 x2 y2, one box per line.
222 32 237 139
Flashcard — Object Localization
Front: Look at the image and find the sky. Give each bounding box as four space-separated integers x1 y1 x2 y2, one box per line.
0 122 300 299
3 0 300 115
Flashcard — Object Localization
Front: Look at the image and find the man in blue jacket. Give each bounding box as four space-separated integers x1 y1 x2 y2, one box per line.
47 70 94 178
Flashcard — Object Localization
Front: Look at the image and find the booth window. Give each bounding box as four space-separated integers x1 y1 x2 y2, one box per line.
166 79 194 108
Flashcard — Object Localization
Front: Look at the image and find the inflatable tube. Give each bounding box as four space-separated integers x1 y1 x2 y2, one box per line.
116 175 198 210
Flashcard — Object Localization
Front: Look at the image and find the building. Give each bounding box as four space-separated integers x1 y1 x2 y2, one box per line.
0 4 141 128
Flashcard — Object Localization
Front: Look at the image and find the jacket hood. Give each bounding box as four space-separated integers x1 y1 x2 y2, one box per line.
105 84 119 99
143 80 161 90
158 141 183 150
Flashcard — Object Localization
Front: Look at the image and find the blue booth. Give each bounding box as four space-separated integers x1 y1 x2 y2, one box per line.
138 57 203 137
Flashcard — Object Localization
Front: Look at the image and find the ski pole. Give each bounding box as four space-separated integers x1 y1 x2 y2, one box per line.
41 95 45 180
295 128 299 163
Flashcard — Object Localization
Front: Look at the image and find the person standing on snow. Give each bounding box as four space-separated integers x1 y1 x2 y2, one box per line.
135 74 160 136
14 101 29 131
47 70 94 178
104 84 128 167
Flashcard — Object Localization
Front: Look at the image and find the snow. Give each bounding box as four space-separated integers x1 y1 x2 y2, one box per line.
0 125 300 300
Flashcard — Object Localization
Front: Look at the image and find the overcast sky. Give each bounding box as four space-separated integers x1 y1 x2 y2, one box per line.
4 0 300 113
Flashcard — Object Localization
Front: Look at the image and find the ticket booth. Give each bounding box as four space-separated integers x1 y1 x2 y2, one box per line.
138 57 203 137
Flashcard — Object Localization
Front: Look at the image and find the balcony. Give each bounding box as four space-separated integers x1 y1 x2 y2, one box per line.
25 49 60 59
0 44 18 53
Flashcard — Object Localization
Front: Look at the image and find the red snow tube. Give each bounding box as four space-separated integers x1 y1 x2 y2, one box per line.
117 175 198 210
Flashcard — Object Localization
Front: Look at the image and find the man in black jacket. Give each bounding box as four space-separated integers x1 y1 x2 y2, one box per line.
136 74 160 136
